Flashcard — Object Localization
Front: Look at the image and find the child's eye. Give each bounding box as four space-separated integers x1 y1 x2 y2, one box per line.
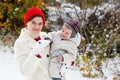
66 32 68 35
62 30 64 32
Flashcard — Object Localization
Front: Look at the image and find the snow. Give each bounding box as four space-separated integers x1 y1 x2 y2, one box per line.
46 3 116 22
0 45 120 80
0 1 120 80
60 56 120 80
0 46 26 80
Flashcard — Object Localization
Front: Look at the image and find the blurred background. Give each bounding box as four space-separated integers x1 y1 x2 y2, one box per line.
0 0 120 79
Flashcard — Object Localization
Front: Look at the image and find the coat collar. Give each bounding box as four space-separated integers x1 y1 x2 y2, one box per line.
70 33 81 46
21 28 39 39
19 28 45 49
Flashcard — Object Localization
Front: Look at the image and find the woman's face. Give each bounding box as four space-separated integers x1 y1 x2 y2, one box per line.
61 25 72 40
26 17 43 35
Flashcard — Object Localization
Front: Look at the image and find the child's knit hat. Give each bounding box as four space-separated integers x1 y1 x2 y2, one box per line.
24 7 45 26
64 19 80 37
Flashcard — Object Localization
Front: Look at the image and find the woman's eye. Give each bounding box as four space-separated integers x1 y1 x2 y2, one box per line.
38 22 43 25
31 21 36 25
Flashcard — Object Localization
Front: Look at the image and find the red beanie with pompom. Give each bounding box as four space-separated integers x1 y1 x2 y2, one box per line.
24 7 45 26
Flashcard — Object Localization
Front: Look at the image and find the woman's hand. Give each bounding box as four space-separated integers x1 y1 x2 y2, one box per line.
32 40 50 56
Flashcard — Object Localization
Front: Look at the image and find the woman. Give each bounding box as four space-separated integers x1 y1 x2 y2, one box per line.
14 7 52 80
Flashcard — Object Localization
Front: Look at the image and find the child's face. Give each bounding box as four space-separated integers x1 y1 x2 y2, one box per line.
60 25 72 40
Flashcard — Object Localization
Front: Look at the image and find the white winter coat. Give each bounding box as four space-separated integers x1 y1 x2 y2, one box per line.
14 28 52 80
48 31 81 78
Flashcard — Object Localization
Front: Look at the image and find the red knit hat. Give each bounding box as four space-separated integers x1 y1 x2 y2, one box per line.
24 7 45 26
66 19 80 33
64 19 80 37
